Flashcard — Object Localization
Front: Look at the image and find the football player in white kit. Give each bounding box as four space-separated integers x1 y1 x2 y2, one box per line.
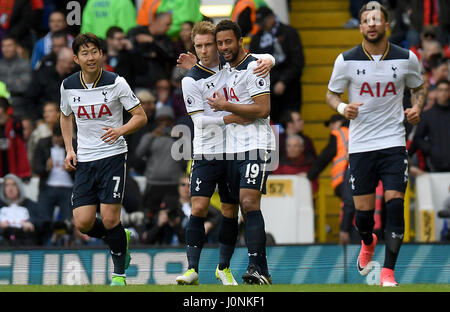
208 20 276 285
175 21 275 286
60 33 147 286
326 2 426 286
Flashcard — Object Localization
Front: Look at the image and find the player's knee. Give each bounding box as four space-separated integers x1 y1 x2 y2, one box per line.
240 197 260 214
220 203 239 218
73 216 95 234
101 215 120 230
191 197 210 217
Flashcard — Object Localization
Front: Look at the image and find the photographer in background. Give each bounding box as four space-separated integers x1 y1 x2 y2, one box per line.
141 194 185 245
136 106 185 219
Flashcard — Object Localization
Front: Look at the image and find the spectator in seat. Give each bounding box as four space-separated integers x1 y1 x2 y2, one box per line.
273 134 317 192
26 47 75 120
0 35 32 118
32 122 74 233
141 194 186 245
125 89 157 176
21 116 35 147
136 106 185 216
173 21 195 56
0 0 33 54
410 79 450 173
420 40 444 75
0 97 31 179
128 11 176 90
34 30 70 72
105 26 145 90
410 26 450 64
30 11 72 70
0 174 40 246
154 76 173 109
427 57 449 90
27 101 60 166
278 110 316 160
250 6 304 123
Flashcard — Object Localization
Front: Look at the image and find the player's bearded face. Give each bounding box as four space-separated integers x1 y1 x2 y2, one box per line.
216 30 240 64
360 10 387 44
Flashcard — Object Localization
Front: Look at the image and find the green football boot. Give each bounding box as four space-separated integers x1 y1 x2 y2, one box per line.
125 228 132 270
176 268 199 285
110 275 126 286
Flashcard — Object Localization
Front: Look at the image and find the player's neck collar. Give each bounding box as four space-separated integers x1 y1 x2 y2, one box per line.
195 62 216 74
80 68 103 89
361 41 390 61
232 52 250 69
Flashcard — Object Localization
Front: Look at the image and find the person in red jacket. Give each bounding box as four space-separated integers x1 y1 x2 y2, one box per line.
0 97 31 179
273 134 317 193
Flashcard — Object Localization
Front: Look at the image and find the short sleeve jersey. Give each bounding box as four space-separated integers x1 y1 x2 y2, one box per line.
60 69 140 161
182 62 229 155
328 42 423 153
223 54 276 153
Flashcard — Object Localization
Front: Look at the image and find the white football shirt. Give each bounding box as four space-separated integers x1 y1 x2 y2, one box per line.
328 42 423 153
182 62 229 155
60 69 140 161
222 54 276 153
182 54 276 155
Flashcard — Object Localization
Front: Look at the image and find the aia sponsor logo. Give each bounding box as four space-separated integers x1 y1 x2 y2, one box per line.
360 81 397 97
77 104 112 119
213 87 240 102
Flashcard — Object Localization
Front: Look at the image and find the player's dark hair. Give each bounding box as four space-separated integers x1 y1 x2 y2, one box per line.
358 2 390 23
106 26 124 39
215 19 242 41
72 33 102 55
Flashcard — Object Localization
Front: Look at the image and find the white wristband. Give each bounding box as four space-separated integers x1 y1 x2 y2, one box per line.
337 102 348 115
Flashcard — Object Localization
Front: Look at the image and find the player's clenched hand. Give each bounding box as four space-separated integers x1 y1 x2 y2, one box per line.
64 151 77 171
404 107 420 125
344 102 363 120
177 51 197 70
207 92 228 112
253 58 272 77
101 127 123 144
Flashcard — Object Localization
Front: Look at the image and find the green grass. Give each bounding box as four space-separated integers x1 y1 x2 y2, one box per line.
0 284 448 292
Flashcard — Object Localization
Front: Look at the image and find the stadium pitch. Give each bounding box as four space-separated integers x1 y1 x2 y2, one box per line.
0 284 448 292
